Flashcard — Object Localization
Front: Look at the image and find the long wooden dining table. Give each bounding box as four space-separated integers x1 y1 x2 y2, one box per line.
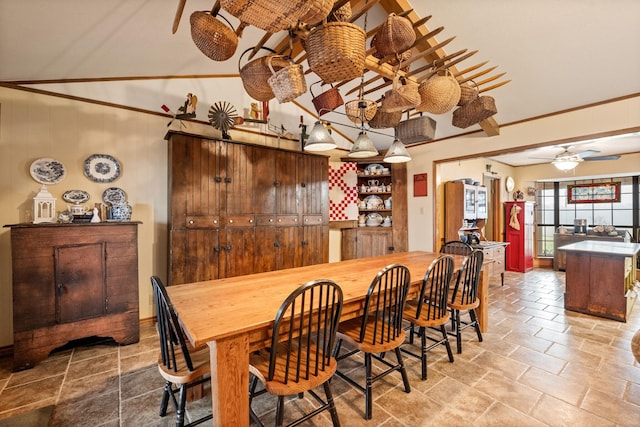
166 251 489 426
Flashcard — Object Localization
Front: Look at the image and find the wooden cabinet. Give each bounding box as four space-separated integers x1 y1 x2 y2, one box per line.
444 181 488 243
167 132 329 285
340 158 407 260
7 223 140 369
553 233 624 270
562 241 640 322
505 201 534 272
472 242 508 285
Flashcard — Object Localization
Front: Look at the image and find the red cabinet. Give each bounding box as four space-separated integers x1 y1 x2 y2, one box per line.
505 201 534 272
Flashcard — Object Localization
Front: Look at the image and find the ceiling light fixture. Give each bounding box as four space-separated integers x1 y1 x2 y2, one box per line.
384 138 412 163
303 121 337 152
349 131 379 158
552 157 581 171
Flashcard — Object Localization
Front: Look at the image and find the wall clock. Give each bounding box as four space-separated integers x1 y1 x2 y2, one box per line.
505 176 515 192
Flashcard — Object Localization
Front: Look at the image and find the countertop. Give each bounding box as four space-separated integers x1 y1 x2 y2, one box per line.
558 240 640 257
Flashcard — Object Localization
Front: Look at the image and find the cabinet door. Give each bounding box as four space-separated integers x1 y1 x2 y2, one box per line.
302 225 329 266
222 141 255 221
276 151 299 215
476 187 488 219
169 135 224 284
54 243 106 323
221 226 256 277
299 154 328 218
356 229 393 258
464 185 477 219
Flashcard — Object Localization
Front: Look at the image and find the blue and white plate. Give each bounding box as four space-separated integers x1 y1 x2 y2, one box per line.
29 158 66 185
62 189 90 204
102 187 127 205
84 154 121 183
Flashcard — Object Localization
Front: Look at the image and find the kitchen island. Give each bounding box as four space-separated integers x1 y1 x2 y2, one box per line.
559 241 640 322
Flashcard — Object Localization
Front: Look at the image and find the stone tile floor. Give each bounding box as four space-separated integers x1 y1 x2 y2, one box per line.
1 268 639 426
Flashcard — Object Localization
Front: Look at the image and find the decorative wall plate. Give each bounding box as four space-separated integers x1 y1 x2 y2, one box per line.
62 189 90 204
84 154 121 183
102 187 127 205
29 158 66 185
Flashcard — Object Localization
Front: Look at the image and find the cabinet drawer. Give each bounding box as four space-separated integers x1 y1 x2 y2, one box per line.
303 215 324 225
255 215 299 226
225 215 256 227
185 215 220 228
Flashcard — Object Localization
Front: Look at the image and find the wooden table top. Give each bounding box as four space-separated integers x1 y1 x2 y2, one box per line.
167 251 465 349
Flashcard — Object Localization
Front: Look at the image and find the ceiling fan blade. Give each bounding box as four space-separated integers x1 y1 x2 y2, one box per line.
583 155 621 161
577 150 600 158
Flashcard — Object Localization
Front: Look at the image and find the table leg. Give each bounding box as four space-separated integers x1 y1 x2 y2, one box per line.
477 269 488 332
209 334 250 427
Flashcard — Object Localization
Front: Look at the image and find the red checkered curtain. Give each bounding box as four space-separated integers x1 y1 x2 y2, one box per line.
329 162 358 221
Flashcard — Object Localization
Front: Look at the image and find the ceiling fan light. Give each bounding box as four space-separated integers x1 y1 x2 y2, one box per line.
552 159 580 171
384 138 412 163
348 131 379 158
304 121 336 152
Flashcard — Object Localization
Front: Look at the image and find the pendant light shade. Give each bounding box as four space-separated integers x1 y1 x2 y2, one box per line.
348 131 379 158
304 121 336 152
383 138 411 163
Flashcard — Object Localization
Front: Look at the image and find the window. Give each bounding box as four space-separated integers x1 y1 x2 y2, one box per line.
534 176 638 257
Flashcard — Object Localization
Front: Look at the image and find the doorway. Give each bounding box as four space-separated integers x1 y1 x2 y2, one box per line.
483 174 502 242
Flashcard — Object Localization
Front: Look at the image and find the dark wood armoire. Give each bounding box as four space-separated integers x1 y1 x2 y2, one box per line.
167 132 329 285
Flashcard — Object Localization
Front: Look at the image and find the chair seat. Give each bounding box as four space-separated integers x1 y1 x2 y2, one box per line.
250 343 337 396
337 316 407 353
157 345 211 385
448 295 479 311
403 299 450 328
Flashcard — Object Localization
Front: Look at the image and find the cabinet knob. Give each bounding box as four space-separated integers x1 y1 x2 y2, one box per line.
213 220 218 224
269 218 273 223
214 176 222 183
278 218 282 223
249 219 253 223
189 220 194 224
229 219 233 224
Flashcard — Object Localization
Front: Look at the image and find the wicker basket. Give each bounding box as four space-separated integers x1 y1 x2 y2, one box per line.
381 76 421 112
306 21 366 84
298 0 333 25
452 95 497 128
267 56 307 103
328 2 352 22
238 47 290 102
220 0 310 32
190 12 238 61
373 13 416 57
344 88 377 124
396 115 437 145
368 107 402 129
458 82 477 106
416 71 461 114
310 81 344 116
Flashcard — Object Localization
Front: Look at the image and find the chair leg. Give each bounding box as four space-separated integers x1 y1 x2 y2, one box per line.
455 309 463 354
364 353 373 420
419 326 427 380
323 381 341 427
333 339 343 358
470 309 483 342
394 347 411 393
176 385 188 427
160 381 172 416
441 324 454 362
275 396 285 427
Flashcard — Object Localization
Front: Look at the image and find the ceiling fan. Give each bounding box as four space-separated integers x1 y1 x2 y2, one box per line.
539 147 621 171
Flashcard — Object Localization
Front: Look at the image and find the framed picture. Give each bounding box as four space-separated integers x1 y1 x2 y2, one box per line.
567 182 621 204
413 173 428 197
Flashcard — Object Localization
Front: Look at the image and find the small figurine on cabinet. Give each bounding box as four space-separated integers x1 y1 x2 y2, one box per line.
90 207 101 223
176 93 197 119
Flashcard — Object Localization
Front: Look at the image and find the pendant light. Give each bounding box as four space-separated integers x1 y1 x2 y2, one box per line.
349 131 378 158
384 138 412 163
304 121 336 151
